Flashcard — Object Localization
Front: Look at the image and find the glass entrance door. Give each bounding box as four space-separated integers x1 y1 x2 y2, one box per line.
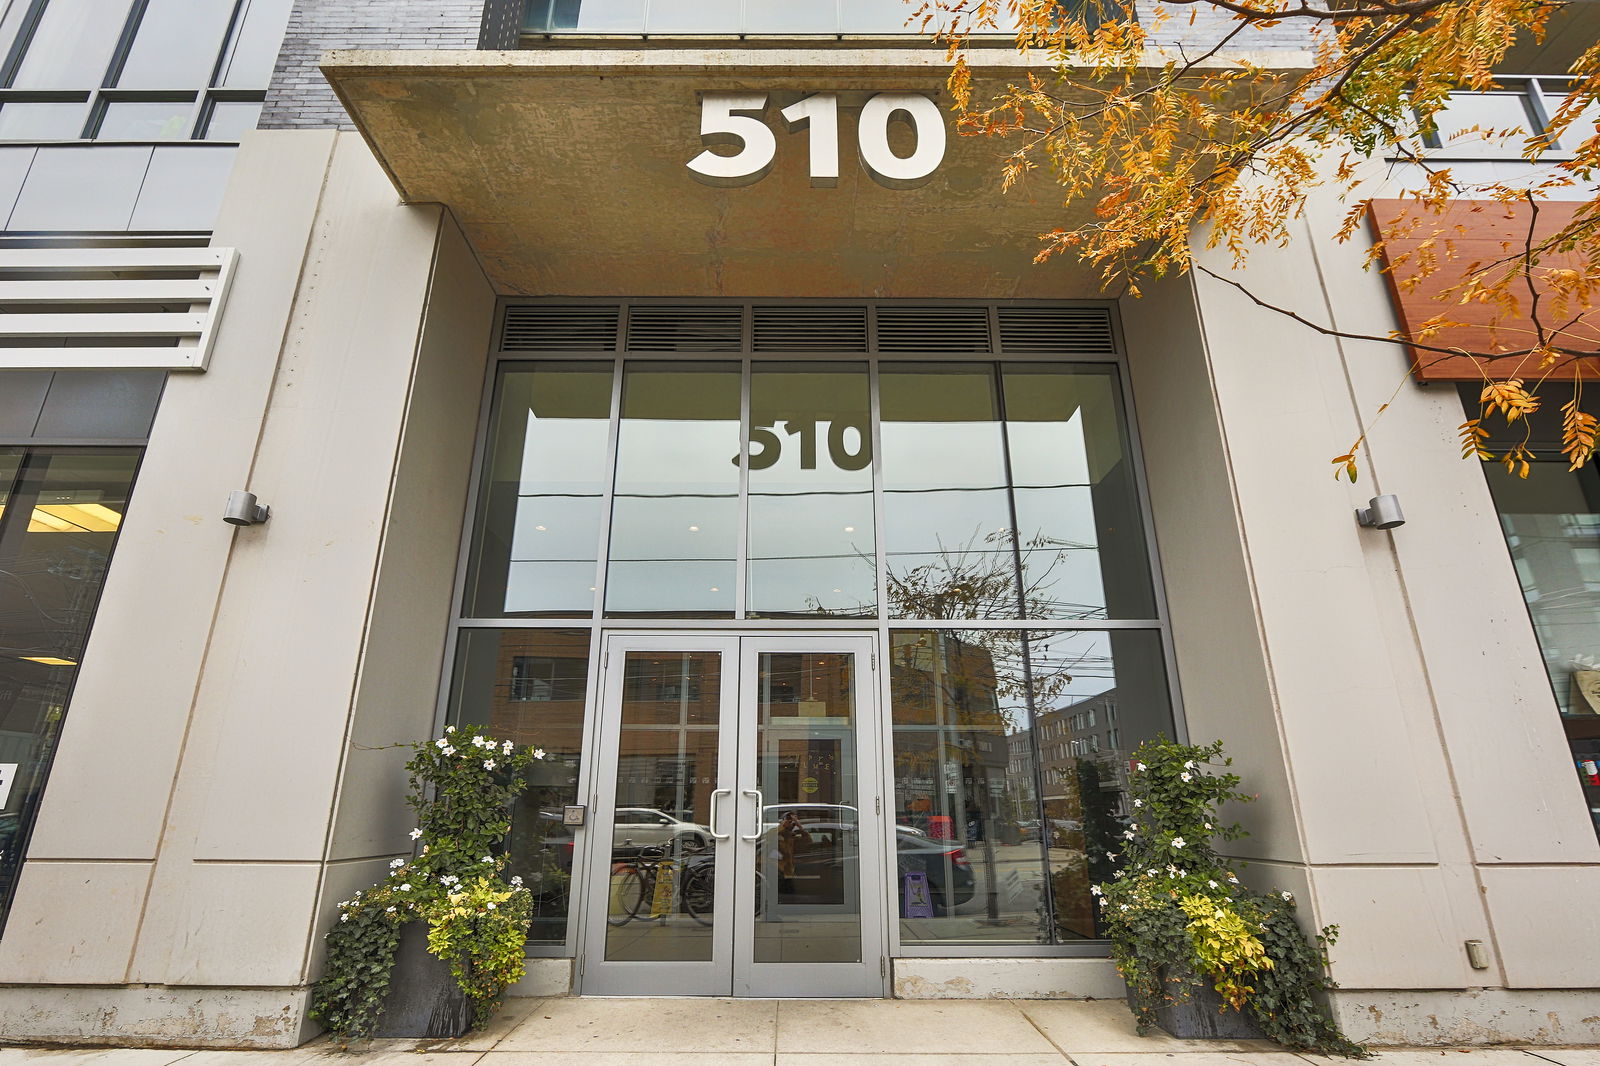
580 634 885 997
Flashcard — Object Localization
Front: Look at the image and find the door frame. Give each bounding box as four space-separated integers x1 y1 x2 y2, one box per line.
574 629 889 997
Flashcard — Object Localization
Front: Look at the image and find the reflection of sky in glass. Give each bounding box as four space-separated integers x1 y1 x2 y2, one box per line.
749 363 875 616
607 364 740 616
467 358 1156 623
473 365 611 617
523 0 1021 32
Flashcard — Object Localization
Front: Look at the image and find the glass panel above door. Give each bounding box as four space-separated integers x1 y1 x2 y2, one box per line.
747 363 875 619
464 362 614 618
606 363 740 618
460 345 1162 626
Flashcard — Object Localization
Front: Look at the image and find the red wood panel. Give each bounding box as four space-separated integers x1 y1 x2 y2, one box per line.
1367 198 1599 382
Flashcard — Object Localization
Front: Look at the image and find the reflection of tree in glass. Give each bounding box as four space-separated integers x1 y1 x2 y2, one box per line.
886 527 1067 624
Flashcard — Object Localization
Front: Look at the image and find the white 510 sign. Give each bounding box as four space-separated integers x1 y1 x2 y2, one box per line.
687 92 946 185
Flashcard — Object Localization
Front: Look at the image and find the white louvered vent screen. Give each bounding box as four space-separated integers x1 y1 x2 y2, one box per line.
500 304 1116 355
0 247 238 371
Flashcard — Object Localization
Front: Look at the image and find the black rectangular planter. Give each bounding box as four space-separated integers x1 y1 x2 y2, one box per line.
373 921 473 1039
1128 968 1265 1040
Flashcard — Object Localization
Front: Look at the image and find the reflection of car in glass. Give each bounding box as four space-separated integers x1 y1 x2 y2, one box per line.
612 807 711 852
757 804 975 914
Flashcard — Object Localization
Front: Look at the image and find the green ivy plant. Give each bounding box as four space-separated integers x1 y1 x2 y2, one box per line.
309 725 546 1046
1095 738 1368 1059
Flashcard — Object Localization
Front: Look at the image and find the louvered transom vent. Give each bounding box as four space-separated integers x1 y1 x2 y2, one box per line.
753 305 868 352
498 304 1116 356
998 306 1116 354
626 305 743 351
875 306 992 353
0 247 237 371
501 305 621 351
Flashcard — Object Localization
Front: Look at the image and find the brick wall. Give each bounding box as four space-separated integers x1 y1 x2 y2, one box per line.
260 0 521 130
1135 0 1315 52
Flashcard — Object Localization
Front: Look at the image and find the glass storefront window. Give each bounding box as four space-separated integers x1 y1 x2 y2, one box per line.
1002 364 1156 620
450 312 1168 958
888 628 1172 946
0 448 141 927
465 362 614 618
747 362 875 618
520 0 1024 33
446 628 592 944
606 362 741 618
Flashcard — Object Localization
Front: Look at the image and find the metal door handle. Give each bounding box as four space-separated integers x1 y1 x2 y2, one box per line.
740 788 765 842
708 787 732 840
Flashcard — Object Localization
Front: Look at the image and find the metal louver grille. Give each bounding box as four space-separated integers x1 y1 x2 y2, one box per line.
875 306 991 352
498 303 1117 356
501 305 620 351
752 306 868 352
626 305 742 351
997 306 1116 354
0 247 237 371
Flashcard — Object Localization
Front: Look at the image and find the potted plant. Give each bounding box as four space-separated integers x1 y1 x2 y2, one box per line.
309 725 546 1046
1095 738 1368 1058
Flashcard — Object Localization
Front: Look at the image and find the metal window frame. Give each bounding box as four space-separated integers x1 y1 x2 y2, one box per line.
0 0 259 145
438 298 1184 960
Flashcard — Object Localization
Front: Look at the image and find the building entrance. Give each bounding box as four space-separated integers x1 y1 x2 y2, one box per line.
578 633 887 996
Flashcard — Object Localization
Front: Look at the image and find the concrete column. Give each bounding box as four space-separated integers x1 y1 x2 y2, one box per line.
0 130 495 1048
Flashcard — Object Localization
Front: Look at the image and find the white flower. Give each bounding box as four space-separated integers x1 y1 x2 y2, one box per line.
1135 762 1146 772
1089 885 1102 896
1113 870 1125 879
435 738 448 749
510 875 524 887
483 759 496 770
533 748 546 760
399 883 412 892
409 827 423 840
443 745 456 756
1132 799 1143 808
1098 898 1108 908
502 740 513 755
1171 836 1186 849
385 906 396 913
1119 903 1130 911
486 901 497 910
340 913 349 921
1183 760 1196 770
1228 873 1239 883
1105 851 1118 861
1176 869 1186 877
1179 772 1192 783
1208 879 1219 889
1147 868 1159 877
482 856 494 864
1123 830 1136 840
1281 891 1294 902
445 726 456 733
1204 823 1213 830
389 858 406 869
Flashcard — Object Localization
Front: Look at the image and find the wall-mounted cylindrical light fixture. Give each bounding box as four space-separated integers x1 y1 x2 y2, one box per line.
1355 494 1405 530
224 489 270 526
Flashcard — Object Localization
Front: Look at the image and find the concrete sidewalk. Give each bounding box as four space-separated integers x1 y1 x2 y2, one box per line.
1 999 1596 1066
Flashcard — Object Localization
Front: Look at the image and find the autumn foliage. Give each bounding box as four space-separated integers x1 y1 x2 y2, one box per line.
929 0 1600 474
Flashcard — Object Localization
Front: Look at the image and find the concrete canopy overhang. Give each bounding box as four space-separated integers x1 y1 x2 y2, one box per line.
322 47 1308 299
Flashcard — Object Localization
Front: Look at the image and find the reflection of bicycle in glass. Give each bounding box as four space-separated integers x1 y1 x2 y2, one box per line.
606 845 765 928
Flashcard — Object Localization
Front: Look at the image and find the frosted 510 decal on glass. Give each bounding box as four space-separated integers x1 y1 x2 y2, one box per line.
687 92 946 186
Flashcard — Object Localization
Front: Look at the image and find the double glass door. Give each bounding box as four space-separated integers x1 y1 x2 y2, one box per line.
581 634 885 996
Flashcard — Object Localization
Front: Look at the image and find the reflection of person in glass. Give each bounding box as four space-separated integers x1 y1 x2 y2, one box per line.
777 810 812 878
